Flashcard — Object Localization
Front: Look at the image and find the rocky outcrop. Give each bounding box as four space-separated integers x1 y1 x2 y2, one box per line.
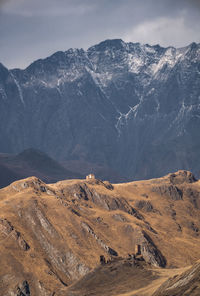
11 177 55 196
93 193 143 220
0 219 30 251
134 200 154 212
21 200 89 282
185 221 199 235
85 179 114 190
11 230 30 251
183 188 200 209
64 183 91 201
81 222 118 256
0 218 13 236
100 255 106 265
16 281 30 296
62 183 143 220
169 170 197 185
102 181 114 190
137 231 166 267
152 185 183 201
112 214 128 222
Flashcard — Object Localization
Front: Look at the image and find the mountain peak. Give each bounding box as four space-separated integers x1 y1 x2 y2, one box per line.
88 39 127 52
0 38 200 182
16 148 47 160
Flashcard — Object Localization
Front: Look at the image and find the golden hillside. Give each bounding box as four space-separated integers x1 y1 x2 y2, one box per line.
0 170 200 295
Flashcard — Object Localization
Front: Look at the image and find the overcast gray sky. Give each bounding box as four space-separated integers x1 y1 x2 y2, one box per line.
0 0 200 69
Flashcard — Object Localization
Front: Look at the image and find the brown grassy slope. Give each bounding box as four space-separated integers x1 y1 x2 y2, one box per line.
153 261 200 296
64 258 159 296
0 170 200 295
64 261 191 296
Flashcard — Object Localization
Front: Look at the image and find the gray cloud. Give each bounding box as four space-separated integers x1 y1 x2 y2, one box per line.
123 15 199 47
187 0 200 9
1 0 97 17
0 0 7 9
0 0 199 69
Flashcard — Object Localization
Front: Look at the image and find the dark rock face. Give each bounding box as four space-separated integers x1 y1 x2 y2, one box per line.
81 222 118 256
0 219 30 251
183 188 200 209
139 231 166 268
11 177 55 196
20 200 89 283
169 170 197 185
0 40 200 181
63 182 143 219
187 221 199 234
100 255 106 265
134 200 154 212
17 281 30 296
152 185 183 200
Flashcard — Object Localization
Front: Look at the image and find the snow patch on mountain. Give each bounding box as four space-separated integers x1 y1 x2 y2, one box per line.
9 72 24 104
1 39 199 181
86 66 113 88
127 54 144 74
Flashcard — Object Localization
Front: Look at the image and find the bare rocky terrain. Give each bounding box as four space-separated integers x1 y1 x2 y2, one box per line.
0 170 200 295
0 39 200 181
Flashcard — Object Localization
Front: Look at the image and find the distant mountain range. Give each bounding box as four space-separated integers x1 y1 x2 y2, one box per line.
0 39 200 181
0 148 83 188
0 148 126 188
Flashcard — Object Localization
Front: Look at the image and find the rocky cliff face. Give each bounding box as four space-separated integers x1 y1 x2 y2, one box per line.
0 40 200 180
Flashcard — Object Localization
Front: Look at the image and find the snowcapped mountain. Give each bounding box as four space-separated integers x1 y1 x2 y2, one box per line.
0 39 200 180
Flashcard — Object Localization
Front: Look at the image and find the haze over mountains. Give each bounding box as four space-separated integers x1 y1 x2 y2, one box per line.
0 148 126 188
0 39 200 182
0 149 83 188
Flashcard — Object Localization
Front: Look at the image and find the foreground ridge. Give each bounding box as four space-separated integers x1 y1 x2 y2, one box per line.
0 170 200 295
